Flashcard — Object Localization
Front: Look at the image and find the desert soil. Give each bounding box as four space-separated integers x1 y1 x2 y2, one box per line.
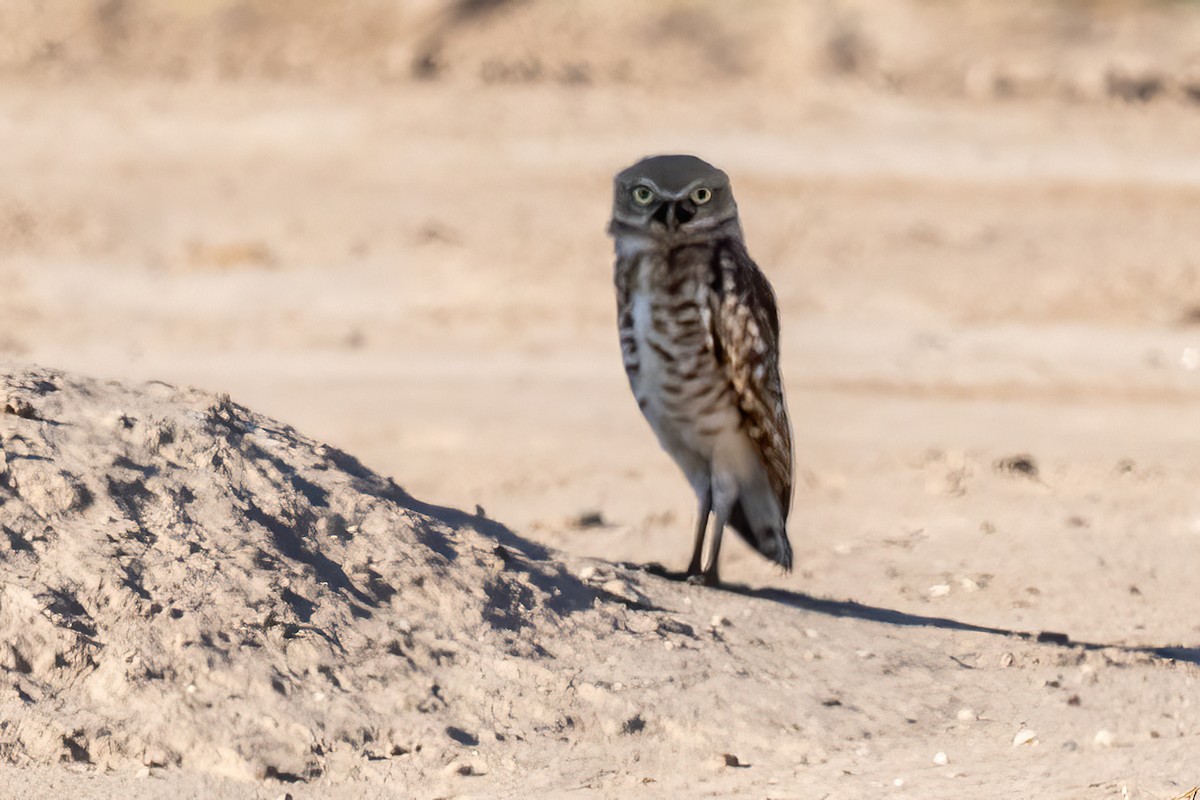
2 1 1200 797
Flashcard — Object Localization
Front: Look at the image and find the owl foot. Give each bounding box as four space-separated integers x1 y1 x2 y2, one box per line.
686 570 720 588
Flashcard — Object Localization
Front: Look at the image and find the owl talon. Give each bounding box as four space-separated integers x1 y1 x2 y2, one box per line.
685 571 720 588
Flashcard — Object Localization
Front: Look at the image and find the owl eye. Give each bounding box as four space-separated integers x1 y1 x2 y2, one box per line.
631 186 655 206
690 187 713 205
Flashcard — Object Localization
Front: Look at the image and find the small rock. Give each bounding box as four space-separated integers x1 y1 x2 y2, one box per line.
577 566 597 582
134 767 150 779
5 461 90 517
710 615 730 628
804 628 820 639
958 577 980 592
601 578 633 599
1013 728 1038 747
1036 631 1070 646
932 751 949 766
3 397 39 419
893 778 905 787
999 652 1015 668
928 584 951 598
956 707 976 721
995 454 1039 478
442 760 482 777
574 510 606 528
142 746 169 767
1093 729 1116 748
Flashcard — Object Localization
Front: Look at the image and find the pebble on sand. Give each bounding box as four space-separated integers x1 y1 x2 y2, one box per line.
710 753 746 771
1012 729 1038 747
442 759 487 777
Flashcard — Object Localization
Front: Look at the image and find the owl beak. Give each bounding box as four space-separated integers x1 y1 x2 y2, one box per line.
651 201 695 231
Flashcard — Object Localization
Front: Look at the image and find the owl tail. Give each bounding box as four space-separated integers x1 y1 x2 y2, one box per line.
727 500 793 572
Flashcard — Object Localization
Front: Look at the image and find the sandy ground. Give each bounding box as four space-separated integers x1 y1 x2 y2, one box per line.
3 1 1200 797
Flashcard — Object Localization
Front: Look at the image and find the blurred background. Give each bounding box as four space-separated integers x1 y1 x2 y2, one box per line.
3 0 1200 640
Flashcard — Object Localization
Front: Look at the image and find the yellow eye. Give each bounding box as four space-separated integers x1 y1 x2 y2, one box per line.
690 187 713 205
632 186 655 206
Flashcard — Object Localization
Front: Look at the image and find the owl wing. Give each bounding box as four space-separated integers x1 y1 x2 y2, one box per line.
707 240 794 520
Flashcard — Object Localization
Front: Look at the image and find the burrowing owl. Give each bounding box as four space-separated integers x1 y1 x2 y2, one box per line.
608 154 794 586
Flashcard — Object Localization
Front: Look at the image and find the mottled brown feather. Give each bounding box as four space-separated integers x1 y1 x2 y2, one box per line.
708 240 794 520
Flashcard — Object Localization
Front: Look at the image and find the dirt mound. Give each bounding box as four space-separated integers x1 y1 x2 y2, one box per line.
3 366 1197 796
0 365 602 780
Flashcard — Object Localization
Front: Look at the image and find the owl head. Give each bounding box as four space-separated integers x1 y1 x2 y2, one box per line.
608 154 741 243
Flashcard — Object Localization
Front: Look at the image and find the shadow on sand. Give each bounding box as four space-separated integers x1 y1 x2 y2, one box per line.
640 564 1200 666
311 441 1200 667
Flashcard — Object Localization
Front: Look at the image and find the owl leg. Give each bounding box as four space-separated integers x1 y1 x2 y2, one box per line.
697 457 741 587
700 511 725 587
686 489 711 576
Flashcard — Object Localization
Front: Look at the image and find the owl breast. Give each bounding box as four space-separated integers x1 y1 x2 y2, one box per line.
620 250 741 473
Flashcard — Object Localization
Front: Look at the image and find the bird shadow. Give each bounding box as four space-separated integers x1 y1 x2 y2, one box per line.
298 438 1200 664
638 563 1200 666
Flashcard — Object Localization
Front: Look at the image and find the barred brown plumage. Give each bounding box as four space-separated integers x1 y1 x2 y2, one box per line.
608 154 794 586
